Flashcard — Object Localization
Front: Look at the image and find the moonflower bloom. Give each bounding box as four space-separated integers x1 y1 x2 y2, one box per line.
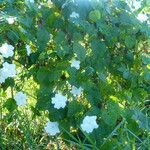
51 93 68 109
45 121 60 136
81 116 98 133
71 59 80 70
0 62 16 83
26 0 34 3
0 69 5 83
137 13 148 22
132 1 141 10
0 43 14 58
30 0 34 3
6 16 16 24
47 0 53 5
126 0 141 11
14 92 27 106
89 0 100 1
71 86 83 96
26 45 31 56
2 62 16 78
38 5 42 9
70 12 79 18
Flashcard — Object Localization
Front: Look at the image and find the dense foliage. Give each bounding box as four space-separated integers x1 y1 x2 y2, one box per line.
0 0 150 149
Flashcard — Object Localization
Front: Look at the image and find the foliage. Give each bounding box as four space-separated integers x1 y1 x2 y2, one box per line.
0 0 150 149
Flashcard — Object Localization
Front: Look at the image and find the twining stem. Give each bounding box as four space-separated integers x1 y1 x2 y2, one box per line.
101 118 126 147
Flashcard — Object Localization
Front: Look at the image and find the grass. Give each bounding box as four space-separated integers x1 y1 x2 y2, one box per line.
0 107 76 150
0 79 150 149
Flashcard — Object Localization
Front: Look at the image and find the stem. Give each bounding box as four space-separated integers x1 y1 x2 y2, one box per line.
101 118 126 147
125 128 146 147
11 87 14 99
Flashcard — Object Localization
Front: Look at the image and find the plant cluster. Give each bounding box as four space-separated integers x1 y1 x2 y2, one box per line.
0 0 150 149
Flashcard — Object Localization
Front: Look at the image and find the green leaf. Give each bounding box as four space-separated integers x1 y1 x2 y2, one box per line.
118 64 131 79
37 27 50 51
48 105 67 121
89 10 101 22
54 31 66 44
142 54 150 65
143 68 150 81
30 106 41 117
2 78 15 91
7 30 20 43
125 36 136 49
67 101 83 117
73 43 86 61
55 44 70 57
85 106 101 117
91 40 107 58
84 82 101 106
102 101 121 126
3 98 17 112
37 67 51 86
132 109 150 131
36 86 52 110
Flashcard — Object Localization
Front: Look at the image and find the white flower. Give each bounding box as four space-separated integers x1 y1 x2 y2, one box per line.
137 13 149 22
14 92 27 106
0 43 14 58
71 59 80 70
30 0 34 3
89 0 100 2
26 45 31 56
2 62 16 78
26 0 34 3
71 86 83 96
47 0 53 5
70 12 79 18
51 93 68 109
132 1 141 10
0 69 5 83
126 0 141 12
45 121 60 136
81 116 98 133
38 5 42 9
0 62 16 83
6 16 16 24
